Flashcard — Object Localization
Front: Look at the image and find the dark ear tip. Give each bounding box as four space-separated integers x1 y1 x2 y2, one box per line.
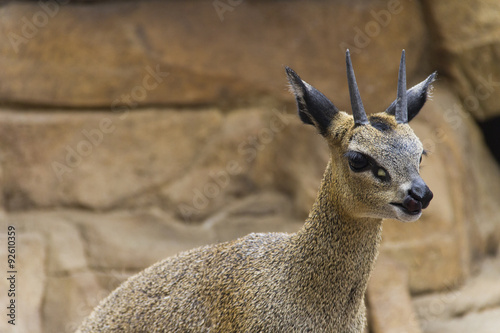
284 66 295 76
285 66 300 81
427 71 437 84
285 67 307 95
420 71 437 95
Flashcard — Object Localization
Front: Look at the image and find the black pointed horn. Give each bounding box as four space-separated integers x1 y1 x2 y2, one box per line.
346 50 368 126
395 50 408 123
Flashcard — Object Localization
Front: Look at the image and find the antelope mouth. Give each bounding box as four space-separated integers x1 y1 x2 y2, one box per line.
390 202 422 216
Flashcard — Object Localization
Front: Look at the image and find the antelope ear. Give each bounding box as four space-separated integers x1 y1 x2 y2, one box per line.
386 72 437 122
285 67 339 136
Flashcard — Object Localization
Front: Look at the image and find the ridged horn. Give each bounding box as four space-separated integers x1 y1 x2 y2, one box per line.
346 50 369 126
395 50 408 123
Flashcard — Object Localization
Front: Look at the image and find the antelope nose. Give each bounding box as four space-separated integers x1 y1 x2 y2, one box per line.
409 178 433 209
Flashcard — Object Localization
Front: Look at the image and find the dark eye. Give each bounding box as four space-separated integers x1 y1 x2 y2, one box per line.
346 151 369 171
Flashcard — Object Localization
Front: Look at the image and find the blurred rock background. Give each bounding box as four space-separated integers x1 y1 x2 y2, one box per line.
0 0 499 332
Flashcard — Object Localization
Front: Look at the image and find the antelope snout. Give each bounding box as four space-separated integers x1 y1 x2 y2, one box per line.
404 178 433 214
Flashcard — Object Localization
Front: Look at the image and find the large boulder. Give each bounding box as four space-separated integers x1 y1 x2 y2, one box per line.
0 106 326 221
0 108 223 210
0 0 427 111
422 0 500 120
367 257 421 333
413 255 500 333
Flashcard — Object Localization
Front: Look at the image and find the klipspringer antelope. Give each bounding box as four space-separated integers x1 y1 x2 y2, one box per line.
77 50 436 332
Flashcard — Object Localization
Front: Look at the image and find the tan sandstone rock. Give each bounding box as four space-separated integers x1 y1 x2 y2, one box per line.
0 0 426 111
422 0 500 120
0 108 223 211
0 107 327 222
413 256 500 333
367 256 422 333
419 308 500 333
0 231 45 333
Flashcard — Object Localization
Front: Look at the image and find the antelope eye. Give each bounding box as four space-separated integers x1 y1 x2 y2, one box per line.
346 151 369 171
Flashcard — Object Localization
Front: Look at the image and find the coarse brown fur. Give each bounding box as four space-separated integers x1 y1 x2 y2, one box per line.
77 52 435 333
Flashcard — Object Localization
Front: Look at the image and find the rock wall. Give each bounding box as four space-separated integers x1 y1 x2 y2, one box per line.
422 0 500 121
0 1 499 332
